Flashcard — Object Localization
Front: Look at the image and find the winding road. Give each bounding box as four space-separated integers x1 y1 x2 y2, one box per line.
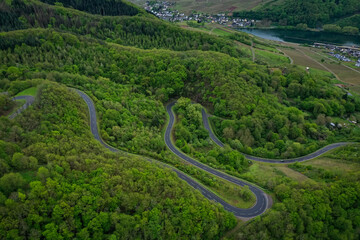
9 91 355 219
77 90 268 218
201 108 353 163
8 95 35 119
166 102 269 218
165 101 355 217
75 90 119 153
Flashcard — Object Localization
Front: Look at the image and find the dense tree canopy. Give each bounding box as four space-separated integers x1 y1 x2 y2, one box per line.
0 0 246 58
236 178 360 239
173 98 250 174
0 83 236 239
234 0 360 30
0 29 359 160
0 94 15 115
40 0 140 16
0 0 359 239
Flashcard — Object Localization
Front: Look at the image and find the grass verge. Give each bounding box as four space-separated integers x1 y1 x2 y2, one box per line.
16 87 38 97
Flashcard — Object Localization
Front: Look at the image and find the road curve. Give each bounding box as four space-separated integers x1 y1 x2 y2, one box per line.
75 90 119 153
165 102 269 218
13 90 261 218
76 90 267 218
9 90 354 219
202 108 353 163
9 95 35 119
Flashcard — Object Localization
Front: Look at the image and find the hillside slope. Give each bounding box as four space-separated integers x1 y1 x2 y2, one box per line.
1 28 359 160
234 0 360 29
0 0 247 57
0 0 360 239
129 0 276 14
0 82 235 239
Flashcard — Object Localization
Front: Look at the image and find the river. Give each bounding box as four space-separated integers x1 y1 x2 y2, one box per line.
238 28 360 47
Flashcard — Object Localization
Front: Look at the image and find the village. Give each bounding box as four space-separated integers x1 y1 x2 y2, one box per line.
314 43 360 67
144 1 256 27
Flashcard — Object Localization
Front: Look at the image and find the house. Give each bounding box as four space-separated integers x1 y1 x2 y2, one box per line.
356 59 360 67
334 84 346 88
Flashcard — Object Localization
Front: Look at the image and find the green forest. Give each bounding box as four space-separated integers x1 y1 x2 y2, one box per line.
173 97 251 175
1 28 359 159
0 0 359 239
234 0 360 32
0 83 236 239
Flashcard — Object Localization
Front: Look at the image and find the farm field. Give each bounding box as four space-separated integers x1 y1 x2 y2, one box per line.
243 151 360 194
278 46 326 70
275 166 313 183
177 23 359 90
176 22 232 36
306 157 360 174
254 48 290 66
297 47 360 84
274 43 360 93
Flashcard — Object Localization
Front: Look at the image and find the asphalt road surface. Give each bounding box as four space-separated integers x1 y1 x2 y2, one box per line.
76 90 267 218
75 90 119 153
202 108 353 163
166 102 269 218
13 91 353 219
9 95 35 119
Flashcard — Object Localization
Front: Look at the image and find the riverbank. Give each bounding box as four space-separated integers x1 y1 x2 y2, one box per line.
233 27 360 94
276 42 360 94
175 22 360 94
237 28 360 47
245 25 360 36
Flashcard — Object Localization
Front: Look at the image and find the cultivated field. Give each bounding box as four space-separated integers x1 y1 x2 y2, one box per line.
277 43 360 93
254 48 290 66
306 157 360 174
275 166 313 183
279 46 325 70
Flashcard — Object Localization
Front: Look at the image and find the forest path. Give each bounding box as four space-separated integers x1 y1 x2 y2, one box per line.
277 48 293 64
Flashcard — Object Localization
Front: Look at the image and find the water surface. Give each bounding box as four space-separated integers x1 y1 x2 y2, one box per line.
238 28 360 47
